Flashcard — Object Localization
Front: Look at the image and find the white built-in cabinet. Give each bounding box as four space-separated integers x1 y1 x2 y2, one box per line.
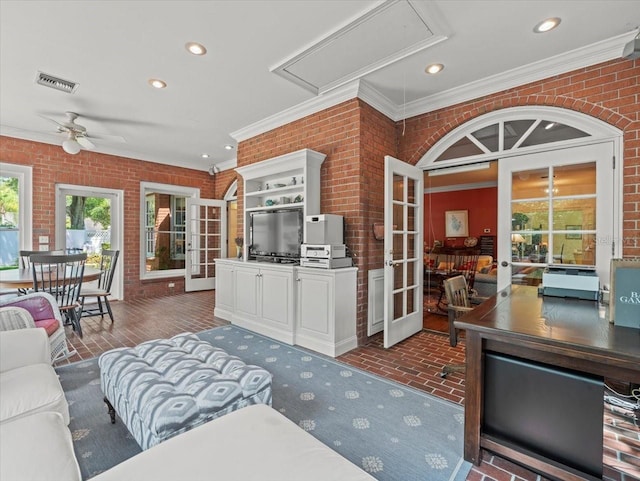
214 148 357 357
233 263 295 344
295 267 358 357
235 148 326 250
214 259 357 356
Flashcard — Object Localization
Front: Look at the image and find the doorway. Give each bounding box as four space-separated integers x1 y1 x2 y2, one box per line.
55 184 124 300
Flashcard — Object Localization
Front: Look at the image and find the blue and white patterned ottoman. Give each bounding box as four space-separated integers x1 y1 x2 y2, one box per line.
98 332 272 450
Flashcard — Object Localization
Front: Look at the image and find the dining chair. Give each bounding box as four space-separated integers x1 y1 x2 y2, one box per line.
17 249 64 295
30 253 87 337
80 249 119 322
439 274 487 378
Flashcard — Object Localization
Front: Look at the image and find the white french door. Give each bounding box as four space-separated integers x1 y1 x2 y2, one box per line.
497 142 616 291
383 155 424 348
185 198 226 292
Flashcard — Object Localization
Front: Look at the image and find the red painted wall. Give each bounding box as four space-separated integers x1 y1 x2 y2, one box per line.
424 187 497 249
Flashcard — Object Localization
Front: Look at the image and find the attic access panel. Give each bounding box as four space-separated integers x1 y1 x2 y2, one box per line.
272 0 446 94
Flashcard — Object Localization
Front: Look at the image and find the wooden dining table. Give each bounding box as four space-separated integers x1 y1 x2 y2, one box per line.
0 266 102 290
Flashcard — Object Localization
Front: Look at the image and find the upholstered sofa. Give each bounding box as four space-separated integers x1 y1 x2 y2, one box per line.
0 328 82 481
0 329 374 481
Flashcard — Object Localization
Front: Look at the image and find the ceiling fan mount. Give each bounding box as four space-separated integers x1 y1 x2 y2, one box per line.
43 111 97 154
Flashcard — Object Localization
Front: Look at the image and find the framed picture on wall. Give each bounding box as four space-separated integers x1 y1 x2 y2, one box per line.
445 210 469 237
565 224 582 239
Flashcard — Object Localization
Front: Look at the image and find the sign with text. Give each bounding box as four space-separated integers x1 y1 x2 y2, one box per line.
609 259 640 329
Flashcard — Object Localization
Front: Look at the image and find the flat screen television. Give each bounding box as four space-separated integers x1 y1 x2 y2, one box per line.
249 209 303 260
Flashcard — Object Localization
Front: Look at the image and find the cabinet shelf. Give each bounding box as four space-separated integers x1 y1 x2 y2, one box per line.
245 184 302 197
246 202 304 213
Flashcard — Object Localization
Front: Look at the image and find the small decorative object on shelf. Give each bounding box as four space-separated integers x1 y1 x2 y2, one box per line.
294 194 303 203
265 183 270 190
235 237 243 259
291 176 297 185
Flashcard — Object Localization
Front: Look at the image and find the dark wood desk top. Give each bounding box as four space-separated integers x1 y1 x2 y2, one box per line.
456 285 640 371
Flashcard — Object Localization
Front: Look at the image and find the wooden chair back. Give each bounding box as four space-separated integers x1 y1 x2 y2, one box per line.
30 253 87 336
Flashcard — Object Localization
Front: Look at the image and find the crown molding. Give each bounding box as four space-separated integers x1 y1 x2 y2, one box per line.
230 82 362 142
401 31 637 120
230 31 637 142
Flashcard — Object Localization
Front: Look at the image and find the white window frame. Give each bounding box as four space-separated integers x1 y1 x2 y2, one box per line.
140 182 199 280
0 162 32 251
145 194 156 257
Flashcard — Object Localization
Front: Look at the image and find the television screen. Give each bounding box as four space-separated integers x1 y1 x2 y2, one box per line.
250 209 303 259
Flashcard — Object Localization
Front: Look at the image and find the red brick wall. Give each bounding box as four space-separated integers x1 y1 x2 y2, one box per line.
398 57 640 258
0 136 215 299
234 99 387 341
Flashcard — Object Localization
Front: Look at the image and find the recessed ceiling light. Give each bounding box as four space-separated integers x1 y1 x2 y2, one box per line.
224 144 234 150
425 63 444 75
201 153 210 158
148 78 167 89
533 17 561 33
185 42 207 56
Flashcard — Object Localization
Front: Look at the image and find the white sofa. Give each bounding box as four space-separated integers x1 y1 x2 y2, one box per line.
0 329 375 481
0 328 82 481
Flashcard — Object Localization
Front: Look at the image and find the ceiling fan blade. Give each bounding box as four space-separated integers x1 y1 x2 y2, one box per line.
39 114 68 131
76 136 95 150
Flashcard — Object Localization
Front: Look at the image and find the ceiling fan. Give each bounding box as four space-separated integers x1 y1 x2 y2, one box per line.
41 111 119 155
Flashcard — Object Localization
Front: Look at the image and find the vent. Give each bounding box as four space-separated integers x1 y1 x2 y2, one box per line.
35 71 79 94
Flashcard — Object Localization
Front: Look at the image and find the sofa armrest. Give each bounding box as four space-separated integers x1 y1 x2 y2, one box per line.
0 292 62 323
0 328 50 372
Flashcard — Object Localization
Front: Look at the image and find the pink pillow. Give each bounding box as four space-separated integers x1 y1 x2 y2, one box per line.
34 318 60 337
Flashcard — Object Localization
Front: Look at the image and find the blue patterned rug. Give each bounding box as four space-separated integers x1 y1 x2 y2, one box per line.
56 325 471 481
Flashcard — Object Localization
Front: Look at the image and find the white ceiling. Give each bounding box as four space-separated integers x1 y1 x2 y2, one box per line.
1 0 638 172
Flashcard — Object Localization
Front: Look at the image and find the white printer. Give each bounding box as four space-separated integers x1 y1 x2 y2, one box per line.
542 265 599 300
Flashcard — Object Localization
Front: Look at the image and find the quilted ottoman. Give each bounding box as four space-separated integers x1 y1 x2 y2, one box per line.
98 332 272 450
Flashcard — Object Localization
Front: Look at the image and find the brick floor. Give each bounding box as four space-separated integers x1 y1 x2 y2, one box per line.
56 291 637 481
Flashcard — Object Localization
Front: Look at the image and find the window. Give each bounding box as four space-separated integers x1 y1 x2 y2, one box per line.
0 163 32 269
140 182 199 279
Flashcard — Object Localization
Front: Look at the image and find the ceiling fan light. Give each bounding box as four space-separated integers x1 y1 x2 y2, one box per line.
62 138 81 154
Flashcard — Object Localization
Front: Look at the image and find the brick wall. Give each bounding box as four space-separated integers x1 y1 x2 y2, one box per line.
398 57 639 258
0 136 215 299
2 56 637 341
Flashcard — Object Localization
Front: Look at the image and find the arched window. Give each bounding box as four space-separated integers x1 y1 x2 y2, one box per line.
417 106 619 169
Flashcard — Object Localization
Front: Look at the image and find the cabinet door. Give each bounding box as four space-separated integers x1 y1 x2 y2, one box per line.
234 265 260 321
297 271 332 337
214 261 234 318
260 267 294 329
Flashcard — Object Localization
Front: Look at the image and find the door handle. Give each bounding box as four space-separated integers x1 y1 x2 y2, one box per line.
501 261 510 267
386 260 395 266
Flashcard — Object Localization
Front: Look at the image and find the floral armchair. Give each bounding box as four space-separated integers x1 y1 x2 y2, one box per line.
0 292 75 363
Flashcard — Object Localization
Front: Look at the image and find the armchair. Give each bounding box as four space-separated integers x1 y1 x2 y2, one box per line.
0 292 75 363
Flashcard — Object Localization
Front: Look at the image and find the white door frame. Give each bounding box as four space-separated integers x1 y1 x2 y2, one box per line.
383 155 424 348
185 198 226 292
497 141 617 291
55 184 124 300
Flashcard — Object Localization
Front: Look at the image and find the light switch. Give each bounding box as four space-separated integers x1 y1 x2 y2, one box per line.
39 244 49 251
39 236 49 243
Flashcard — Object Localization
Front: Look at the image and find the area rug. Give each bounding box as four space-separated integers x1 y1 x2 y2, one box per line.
56 325 471 481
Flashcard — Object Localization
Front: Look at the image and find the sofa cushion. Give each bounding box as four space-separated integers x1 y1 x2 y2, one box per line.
0 363 69 425
34 317 60 337
91 404 374 481
0 412 81 481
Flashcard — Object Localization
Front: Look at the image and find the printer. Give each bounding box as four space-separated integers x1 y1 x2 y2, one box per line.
542 265 599 300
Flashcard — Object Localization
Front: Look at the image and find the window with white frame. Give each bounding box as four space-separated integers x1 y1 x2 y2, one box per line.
0 163 32 268
140 182 199 279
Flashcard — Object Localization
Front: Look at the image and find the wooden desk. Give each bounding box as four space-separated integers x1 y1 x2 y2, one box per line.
0 267 102 289
456 285 640 481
